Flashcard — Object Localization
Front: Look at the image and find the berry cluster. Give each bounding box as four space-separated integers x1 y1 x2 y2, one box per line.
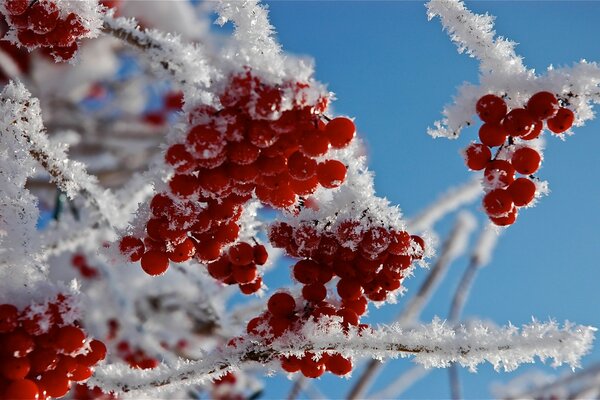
115 341 158 370
206 242 268 294
269 220 424 302
119 70 355 291
2 0 90 61
71 254 99 279
463 92 575 226
0 295 106 399
212 372 244 400
237 219 424 378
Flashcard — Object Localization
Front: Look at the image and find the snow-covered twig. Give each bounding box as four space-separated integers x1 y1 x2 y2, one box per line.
90 319 595 397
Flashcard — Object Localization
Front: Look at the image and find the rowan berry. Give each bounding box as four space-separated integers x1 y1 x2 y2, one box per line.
119 236 145 262
527 91 558 120
4 0 28 15
288 151 317 181
484 160 515 188
168 238 196 263
325 354 353 376
511 147 541 175
300 131 329 157
267 292 296 317
476 94 507 123
4 379 40 400
39 370 70 397
239 277 262 294
503 108 536 137
317 160 346 189
479 123 507 147
1 356 30 380
337 279 363 300
464 143 492 171
232 263 258 284
507 178 536 206
325 117 356 149
55 326 86 354
0 304 18 333
165 144 196 172
489 206 518 226
302 283 327 303
300 355 326 378
253 244 268 265
482 189 514 217
140 251 169 276
281 356 302 373
547 107 574 134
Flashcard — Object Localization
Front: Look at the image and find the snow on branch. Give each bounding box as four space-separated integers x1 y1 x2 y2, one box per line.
426 0 529 77
89 318 595 397
101 14 215 104
426 0 600 139
0 81 122 228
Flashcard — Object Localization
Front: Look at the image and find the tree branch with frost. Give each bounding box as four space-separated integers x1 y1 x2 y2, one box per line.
101 14 214 101
89 319 595 396
426 0 600 139
0 81 124 228
347 212 477 399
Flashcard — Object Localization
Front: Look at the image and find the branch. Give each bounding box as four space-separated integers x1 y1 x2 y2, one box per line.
89 319 595 397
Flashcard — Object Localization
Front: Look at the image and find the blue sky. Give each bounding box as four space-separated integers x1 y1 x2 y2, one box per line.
255 1 600 398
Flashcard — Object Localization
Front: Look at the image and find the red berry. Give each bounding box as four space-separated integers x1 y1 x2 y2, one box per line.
287 151 317 181
195 240 223 263
290 176 319 195
527 91 558 120
463 143 492 171
4 0 28 15
302 283 327 303
119 236 145 262
547 107 574 134
387 230 410 255
521 120 543 141
28 348 58 373
511 147 541 175
267 292 296 317
409 235 425 259
293 259 321 284
476 94 507 123
227 140 260 165
326 353 353 376
300 131 329 157
169 174 199 198
0 304 18 333
228 242 254 265
232 263 258 284
342 296 368 316
56 326 85 353
167 238 196 263
325 117 356 149
337 279 363 300
253 244 268 265
164 91 184 110
479 123 507 147
86 339 107 364
28 1 60 35
1 356 30 379
484 160 515 188
316 160 346 189
207 257 231 280
165 144 196 173
4 330 34 357
140 250 169 276
70 364 94 381
300 355 325 378
507 178 537 207
293 224 320 252
281 356 302 373
4 379 40 400
248 121 278 148
503 108 536 137
489 206 518 226
360 227 390 257
337 308 359 327
482 189 514 217
39 370 71 397
239 277 262 294
336 220 363 249
186 125 225 159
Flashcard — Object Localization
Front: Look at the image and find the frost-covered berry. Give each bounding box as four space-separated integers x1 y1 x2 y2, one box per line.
547 107 574 134
476 94 507 123
527 91 559 120
463 143 492 171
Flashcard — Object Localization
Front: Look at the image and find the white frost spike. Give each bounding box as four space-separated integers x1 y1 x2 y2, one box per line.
89 318 595 396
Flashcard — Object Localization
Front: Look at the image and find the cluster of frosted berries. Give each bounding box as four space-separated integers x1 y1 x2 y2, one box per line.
71 254 98 279
206 242 268 294
0 295 106 399
212 372 244 400
237 220 424 378
269 220 424 302
463 92 574 226
1 0 90 61
119 70 356 292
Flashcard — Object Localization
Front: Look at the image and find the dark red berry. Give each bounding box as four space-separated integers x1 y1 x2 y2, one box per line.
527 91 558 120
511 147 541 175
476 94 507 123
547 107 574 134
482 189 514 217
267 292 296 317
503 108 535 137
507 178 536 207
479 123 507 147
325 117 356 149
140 251 169 276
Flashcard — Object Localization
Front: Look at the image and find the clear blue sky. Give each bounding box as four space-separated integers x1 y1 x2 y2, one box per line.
254 1 600 398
